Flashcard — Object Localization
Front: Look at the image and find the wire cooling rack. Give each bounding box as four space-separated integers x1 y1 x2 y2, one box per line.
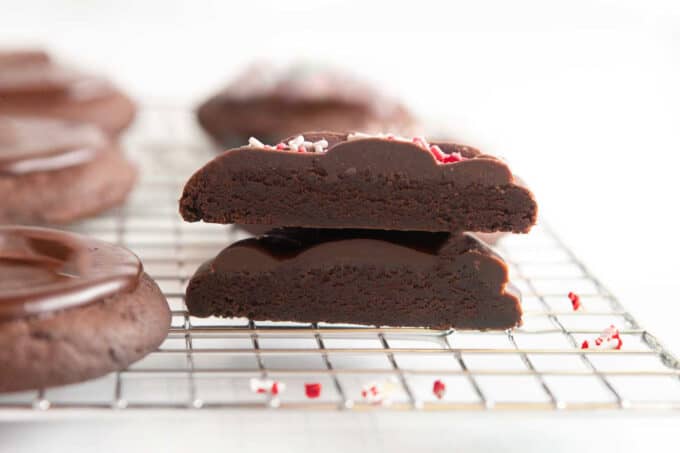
1 106 679 415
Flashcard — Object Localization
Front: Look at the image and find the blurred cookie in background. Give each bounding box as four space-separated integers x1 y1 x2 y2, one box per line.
0 50 136 136
197 62 418 148
0 115 137 224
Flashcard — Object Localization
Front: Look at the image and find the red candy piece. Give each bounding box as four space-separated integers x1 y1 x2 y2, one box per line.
429 145 445 162
276 143 286 150
297 145 306 153
432 380 446 399
304 383 322 399
568 292 582 311
428 144 463 164
361 383 381 400
442 152 463 164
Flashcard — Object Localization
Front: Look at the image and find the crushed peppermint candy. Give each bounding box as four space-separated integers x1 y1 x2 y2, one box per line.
432 380 446 400
248 135 329 153
360 378 400 406
568 292 582 311
347 132 465 164
248 133 466 164
304 382 322 399
250 378 286 396
581 325 622 350
247 137 266 148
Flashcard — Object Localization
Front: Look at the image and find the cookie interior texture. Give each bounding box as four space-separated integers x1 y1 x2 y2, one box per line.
186 229 521 330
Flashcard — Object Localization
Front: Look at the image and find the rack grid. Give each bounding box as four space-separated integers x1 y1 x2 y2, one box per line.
1 106 679 414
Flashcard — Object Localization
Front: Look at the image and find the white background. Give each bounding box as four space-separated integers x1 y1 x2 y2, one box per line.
1 0 679 450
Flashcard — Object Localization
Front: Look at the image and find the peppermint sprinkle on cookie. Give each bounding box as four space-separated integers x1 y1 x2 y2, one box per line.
348 132 466 164
248 135 329 153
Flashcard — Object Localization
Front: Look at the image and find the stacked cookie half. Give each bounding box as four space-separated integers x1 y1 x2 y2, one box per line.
180 132 537 330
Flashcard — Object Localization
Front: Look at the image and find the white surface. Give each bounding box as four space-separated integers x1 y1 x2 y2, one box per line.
1 0 679 449
1 411 680 453
7 410 680 453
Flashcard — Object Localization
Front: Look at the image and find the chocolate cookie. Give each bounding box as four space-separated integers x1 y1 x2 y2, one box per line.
186 228 521 330
0 226 170 393
197 63 416 147
180 132 537 233
0 50 136 136
0 115 137 224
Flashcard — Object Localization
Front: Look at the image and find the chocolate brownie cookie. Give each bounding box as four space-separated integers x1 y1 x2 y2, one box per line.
197 63 416 147
180 132 537 233
0 50 136 136
186 228 521 330
0 115 137 224
0 226 170 393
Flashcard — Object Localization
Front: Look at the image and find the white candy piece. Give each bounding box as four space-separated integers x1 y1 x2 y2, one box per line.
248 137 266 148
288 135 305 150
347 132 413 144
313 139 329 153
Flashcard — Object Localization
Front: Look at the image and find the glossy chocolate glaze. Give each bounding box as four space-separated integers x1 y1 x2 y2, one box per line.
0 226 141 320
215 229 507 281
216 229 450 272
0 116 108 175
186 131 512 192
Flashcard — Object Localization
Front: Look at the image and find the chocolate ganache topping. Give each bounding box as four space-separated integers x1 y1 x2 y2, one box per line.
0 116 108 175
0 226 142 320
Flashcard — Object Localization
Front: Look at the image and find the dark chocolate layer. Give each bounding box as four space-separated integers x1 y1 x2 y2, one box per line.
185 229 522 330
0 226 141 320
180 132 537 233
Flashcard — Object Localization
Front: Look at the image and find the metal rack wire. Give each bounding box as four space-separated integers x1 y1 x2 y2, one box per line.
1 106 679 414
